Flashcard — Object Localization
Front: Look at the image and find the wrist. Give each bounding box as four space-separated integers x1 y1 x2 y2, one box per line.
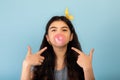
83 65 93 71
22 60 31 69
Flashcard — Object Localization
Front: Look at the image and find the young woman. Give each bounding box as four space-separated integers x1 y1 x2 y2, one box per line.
21 16 95 80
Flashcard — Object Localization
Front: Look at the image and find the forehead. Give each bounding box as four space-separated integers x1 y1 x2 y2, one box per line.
49 21 68 28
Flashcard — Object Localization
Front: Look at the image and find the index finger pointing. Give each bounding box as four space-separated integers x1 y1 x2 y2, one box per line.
37 47 47 55
27 46 32 55
89 48 94 60
71 47 83 55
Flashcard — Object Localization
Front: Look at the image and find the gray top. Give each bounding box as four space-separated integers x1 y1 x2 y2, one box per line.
54 66 68 80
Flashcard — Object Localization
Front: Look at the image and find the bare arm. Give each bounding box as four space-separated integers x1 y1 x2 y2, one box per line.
83 67 95 80
21 60 31 80
71 47 95 80
20 46 47 80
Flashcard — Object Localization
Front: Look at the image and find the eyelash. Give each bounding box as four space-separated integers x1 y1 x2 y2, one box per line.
51 29 56 32
62 29 67 31
51 29 67 32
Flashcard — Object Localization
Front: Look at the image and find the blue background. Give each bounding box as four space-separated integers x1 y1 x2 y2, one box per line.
0 0 120 80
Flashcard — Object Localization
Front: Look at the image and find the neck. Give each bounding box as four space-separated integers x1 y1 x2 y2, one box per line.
53 46 67 59
53 46 67 70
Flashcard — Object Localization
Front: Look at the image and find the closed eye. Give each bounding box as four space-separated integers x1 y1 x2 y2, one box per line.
49 26 57 32
62 26 69 32
62 29 67 31
51 29 56 32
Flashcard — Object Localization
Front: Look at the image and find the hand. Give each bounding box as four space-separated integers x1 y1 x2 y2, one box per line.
71 47 94 70
24 46 47 67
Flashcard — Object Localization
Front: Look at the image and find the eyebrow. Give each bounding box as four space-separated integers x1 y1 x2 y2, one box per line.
49 26 57 29
49 26 68 30
61 26 68 29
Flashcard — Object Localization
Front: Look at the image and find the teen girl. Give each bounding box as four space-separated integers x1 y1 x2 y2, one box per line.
21 16 95 80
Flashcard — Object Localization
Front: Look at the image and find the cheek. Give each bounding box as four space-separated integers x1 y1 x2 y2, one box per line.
47 31 54 41
48 35 54 42
65 33 72 41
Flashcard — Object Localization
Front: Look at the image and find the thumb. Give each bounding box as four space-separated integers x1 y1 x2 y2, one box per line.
27 45 32 55
89 48 94 60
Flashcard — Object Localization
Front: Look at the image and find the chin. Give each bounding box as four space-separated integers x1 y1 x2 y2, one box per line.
53 44 68 48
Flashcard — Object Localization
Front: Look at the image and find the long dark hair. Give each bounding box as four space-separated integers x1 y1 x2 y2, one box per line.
32 16 84 80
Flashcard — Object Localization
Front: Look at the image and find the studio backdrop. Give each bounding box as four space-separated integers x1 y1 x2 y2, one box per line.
0 0 120 80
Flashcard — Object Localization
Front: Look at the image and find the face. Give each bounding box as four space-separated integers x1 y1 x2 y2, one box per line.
46 20 73 48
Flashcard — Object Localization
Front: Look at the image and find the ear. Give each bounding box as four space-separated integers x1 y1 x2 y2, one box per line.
46 35 49 42
70 33 73 41
46 35 51 45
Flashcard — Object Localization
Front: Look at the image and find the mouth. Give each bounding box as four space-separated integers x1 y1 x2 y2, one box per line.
54 34 65 44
